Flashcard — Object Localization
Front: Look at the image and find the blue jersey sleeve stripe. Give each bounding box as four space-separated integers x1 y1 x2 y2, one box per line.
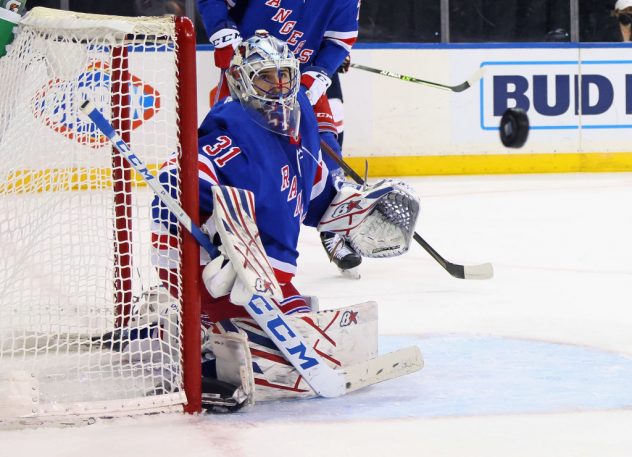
237 188 253 219
220 187 241 227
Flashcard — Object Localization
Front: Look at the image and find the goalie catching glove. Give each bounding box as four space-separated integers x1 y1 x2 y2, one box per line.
317 179 420 258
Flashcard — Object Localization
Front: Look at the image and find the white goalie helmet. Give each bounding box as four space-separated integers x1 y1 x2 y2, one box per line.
226 30 301 137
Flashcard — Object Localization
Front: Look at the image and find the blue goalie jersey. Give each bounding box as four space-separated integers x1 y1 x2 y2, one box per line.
198 0 360 75
152 89 338 283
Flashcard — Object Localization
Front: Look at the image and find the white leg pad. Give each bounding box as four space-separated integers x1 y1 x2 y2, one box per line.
209 301 378 402
206 327 256 408
291 301 378 367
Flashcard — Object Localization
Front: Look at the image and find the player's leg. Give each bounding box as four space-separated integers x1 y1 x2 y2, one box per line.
314 92 362 278
199 279 314 412
327 71 345 146
203 300 378 409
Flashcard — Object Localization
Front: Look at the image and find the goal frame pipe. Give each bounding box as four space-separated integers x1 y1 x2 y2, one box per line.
175 16 202 414
110 17 202 413
111 45 134 329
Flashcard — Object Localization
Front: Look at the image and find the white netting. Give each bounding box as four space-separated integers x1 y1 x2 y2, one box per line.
0 8 187 423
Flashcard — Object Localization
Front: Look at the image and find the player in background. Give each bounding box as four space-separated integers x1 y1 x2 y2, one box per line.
197 0 363 278
0 0 27 58
150 32 420 410
327 54 351 147
613 0 632 41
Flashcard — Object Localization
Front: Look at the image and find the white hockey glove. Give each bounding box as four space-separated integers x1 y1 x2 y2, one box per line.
200 215 234 297
210 27 242 69
301 66 332 105
318 179 420 258
202 252 236 296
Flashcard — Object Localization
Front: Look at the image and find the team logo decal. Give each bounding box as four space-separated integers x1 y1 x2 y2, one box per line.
255 277 274 294
32 61 161 146
331 198 363 218
340 310 358 327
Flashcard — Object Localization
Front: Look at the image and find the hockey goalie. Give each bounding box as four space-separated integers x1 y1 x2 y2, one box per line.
148 31 423 412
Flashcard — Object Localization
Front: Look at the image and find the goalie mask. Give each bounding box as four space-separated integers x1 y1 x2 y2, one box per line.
226 30 301 137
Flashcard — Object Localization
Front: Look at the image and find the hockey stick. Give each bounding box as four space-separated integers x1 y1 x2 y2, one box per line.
81 101 218 257
344 346 422 393
213 70 226 106
350 63 485 93
320 140 493 280
81 100 421 397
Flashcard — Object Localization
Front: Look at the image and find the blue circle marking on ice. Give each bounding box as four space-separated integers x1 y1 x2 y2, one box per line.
209 335 632 423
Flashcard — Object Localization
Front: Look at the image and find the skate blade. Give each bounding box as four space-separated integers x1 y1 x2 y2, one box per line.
339 267 361 280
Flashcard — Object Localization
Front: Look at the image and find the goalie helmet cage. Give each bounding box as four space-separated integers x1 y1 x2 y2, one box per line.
0 7 202 424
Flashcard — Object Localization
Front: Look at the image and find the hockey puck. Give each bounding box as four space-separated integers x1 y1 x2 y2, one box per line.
499 108 529 148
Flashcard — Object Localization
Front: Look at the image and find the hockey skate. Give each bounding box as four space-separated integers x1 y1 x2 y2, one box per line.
201 376 250 413
320 231 362 279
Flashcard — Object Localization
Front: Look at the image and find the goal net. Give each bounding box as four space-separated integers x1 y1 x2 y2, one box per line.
0 7 201 424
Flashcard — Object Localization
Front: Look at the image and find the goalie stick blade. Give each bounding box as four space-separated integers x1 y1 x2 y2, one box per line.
343 346 423 393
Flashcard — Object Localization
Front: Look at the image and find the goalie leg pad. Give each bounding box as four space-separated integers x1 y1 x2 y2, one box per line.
98 286 180 365
203 323 256 412
206 302 378 402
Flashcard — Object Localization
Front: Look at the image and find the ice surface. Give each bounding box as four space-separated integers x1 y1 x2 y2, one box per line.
4 173 632 457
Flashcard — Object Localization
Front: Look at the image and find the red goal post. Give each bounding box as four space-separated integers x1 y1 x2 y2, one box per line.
0 7 201 424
